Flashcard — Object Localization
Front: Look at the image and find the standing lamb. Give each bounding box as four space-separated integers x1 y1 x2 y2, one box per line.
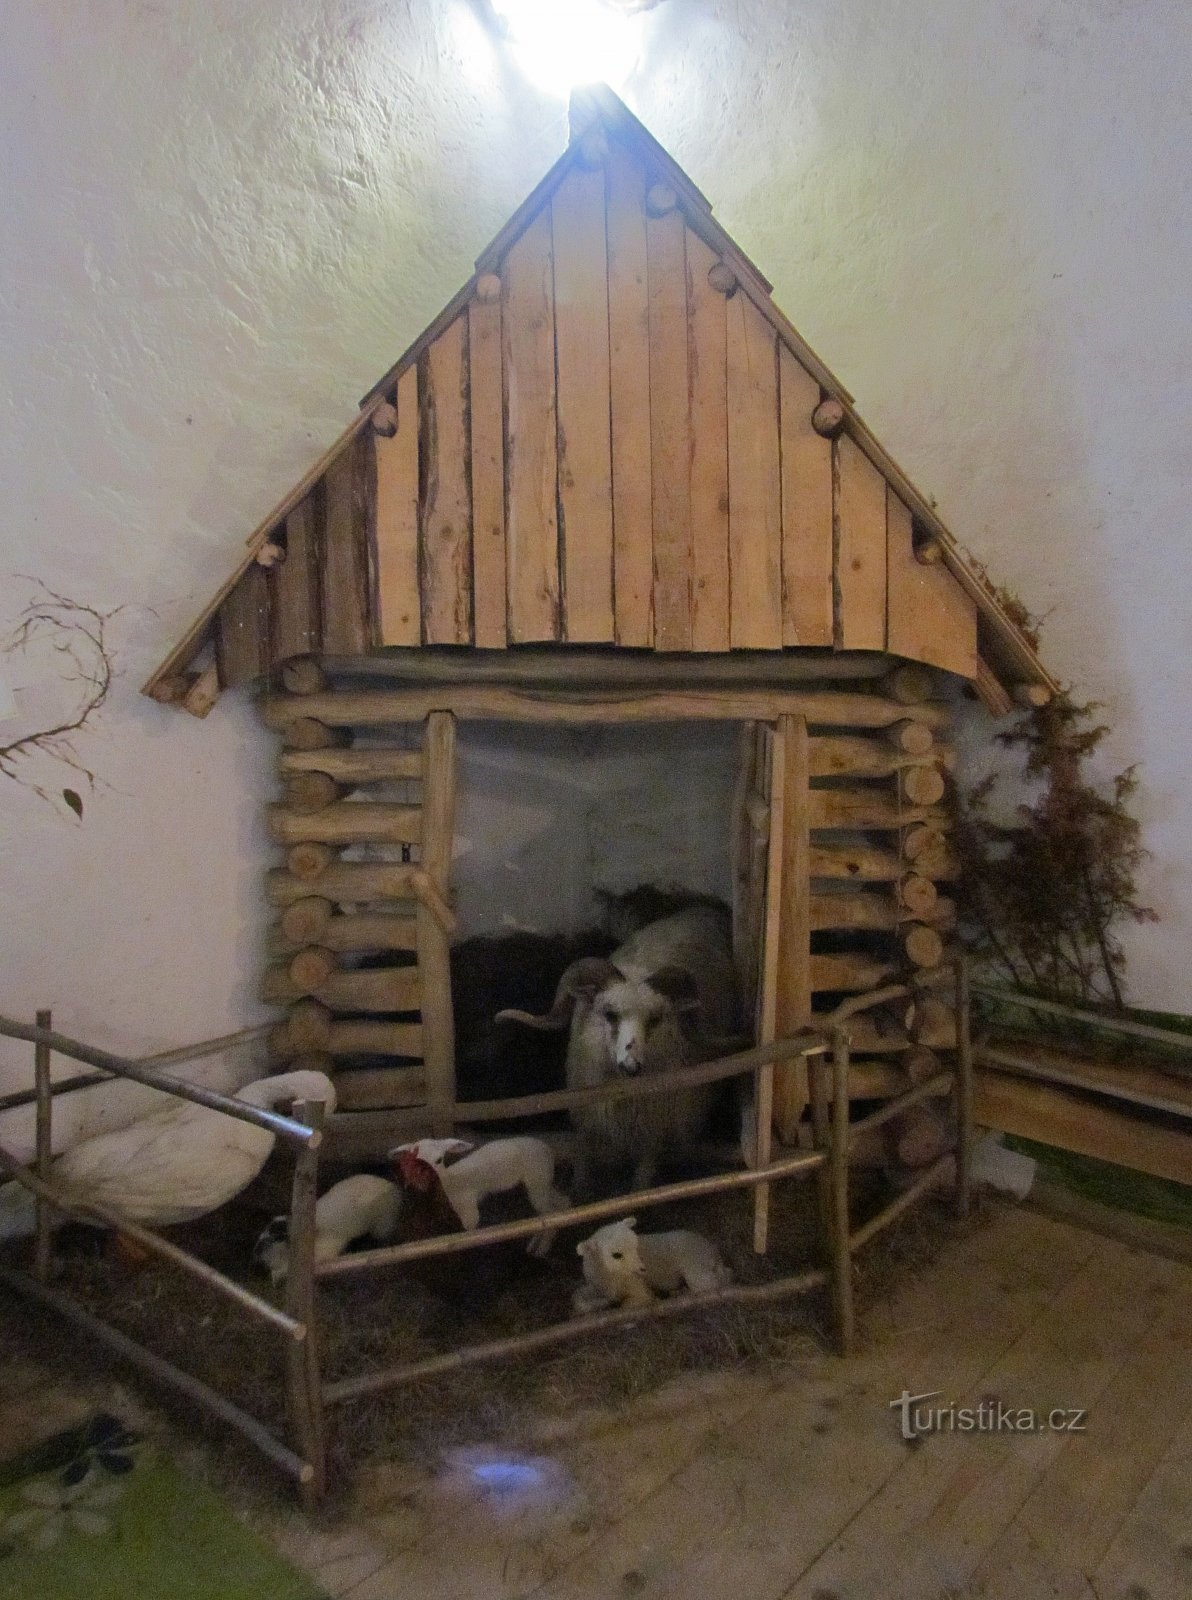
497 907 742 1194
389 1135 569 1256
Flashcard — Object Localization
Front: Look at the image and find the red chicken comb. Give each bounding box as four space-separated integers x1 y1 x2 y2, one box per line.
395 1150 436 1192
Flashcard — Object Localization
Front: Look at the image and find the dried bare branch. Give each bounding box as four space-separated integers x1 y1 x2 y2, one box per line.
0 580 120 808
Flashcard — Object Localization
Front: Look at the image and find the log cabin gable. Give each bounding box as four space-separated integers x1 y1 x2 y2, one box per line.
143 88 1053 713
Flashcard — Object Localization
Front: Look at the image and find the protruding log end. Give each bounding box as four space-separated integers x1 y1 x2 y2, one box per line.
148 673 192 705
900 764 946 808
289 946 337 994
285 998 333 1052
887 719 935 757
182 663 221 719
903 1047 943 1086
913 537 945 566
475 272 502 304
283 771 342 813
897 873 939 918
901 823 946 863
255 540 285 569
370 400 398 438
1014 682 1052 708
286 842 333 882
280 657 326 696
646 181 678 216
279 896 334 946
707 261 738 296
281 718 343 751
903 924 945 969
811 397 846 438
883 664 938 705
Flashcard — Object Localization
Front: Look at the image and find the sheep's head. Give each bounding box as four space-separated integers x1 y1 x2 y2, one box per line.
577 1216 646 1290
497 960 700 1076
392 1150 443 1193
390 1137 472 1173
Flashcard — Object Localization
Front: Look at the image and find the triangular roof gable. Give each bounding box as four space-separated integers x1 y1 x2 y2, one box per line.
143 88 1055 709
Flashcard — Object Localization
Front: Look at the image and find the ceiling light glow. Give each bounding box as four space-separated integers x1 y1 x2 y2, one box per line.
488 0 645 95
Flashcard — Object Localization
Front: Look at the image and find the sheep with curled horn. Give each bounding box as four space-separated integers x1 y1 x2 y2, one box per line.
497 907 744 1195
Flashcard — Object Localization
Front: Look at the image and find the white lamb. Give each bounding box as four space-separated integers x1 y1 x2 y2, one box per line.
574 1216 733 1313
252 1174 401 1285
391 1136 569 1257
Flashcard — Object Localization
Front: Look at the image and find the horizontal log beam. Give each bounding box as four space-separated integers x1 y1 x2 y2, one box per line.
808 887 953 932
260 687 952 732
278 748 423 783
270 912 419 956
809 733 946 780
809 789 944 830
262 964 421 1013
332 1067 429 1111
267 803 422 847
810 840 903 880
266 861 420 906
317 648 892 688
811 954 896 992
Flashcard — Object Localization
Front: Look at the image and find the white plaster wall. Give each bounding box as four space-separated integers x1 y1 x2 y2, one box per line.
0 0 1188 1136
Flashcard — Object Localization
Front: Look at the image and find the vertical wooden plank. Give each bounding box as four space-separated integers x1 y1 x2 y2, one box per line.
605 142 654 647
468 296 507 649
271 495 321 663
646 205 692 651
320 440 371 654
727 295 783 649
886 490 978 676
552 166 614 643
374 367 421 647
773 714 813 1142
753 719 786 1254
729 720 760 1008
834 434 888 651
779 348 834 646
419 319 473 646
503 206 560 642
419 711 457 1136
686 231 730 653
216 562 269 685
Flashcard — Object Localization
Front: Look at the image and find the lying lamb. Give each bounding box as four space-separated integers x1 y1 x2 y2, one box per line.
252 1174 401 1285
574 1216 733 1313
390 1136 569 1257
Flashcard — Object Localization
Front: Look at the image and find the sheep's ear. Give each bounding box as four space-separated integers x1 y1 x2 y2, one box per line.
623 1216 637 1231
445 1139 473 1160
647 965 700 1012
388 1142 414 1158
577 1240 589 1258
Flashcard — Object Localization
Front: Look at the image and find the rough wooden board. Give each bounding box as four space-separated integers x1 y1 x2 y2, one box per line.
605 141 654 648
1093 1385 1192 1599
773 715 812 1138
419 317 473 646
467 295 507 649
320 438 371 655
779 348 834 646
374 366 421 647
646 204 693 652
975 1070 1192 1186
551 165 615 644
215 560 269 686
886 490 978 677
502 206 560 642
333 1068 428 1112
685 229 730 653
419 712 457 1134
834 433 888 651
726 292 783 650
270 495 320 663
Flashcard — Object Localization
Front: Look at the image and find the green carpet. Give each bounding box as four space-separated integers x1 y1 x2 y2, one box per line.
0 1414 326 1600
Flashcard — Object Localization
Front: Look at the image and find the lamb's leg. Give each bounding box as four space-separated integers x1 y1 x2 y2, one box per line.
453 1192 481 1230
524 1177 569 1258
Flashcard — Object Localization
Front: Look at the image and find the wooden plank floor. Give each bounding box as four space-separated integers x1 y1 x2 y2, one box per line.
3 1202 1190 1599
259 1203 1192 1600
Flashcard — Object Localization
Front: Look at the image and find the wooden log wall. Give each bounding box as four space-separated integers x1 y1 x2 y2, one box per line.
205 132 979 689
263 673 456 1116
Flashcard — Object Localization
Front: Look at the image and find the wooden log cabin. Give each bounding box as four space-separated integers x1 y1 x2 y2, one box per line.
144 87 1055 1147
